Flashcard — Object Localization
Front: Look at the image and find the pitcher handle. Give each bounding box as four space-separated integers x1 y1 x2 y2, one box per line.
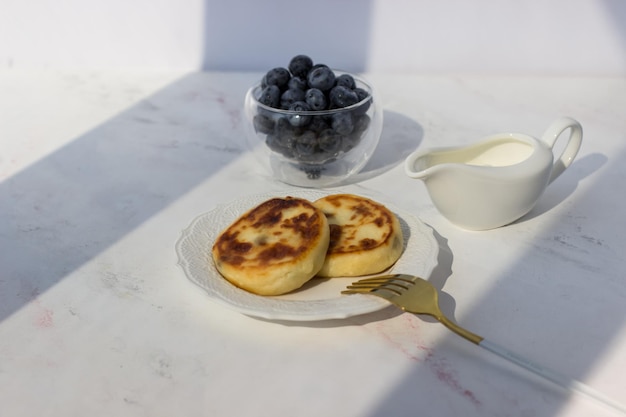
541 117 583 184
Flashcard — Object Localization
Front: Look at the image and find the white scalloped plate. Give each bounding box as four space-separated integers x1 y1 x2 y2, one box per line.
175 190 439 321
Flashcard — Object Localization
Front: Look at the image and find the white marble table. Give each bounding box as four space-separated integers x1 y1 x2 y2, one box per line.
1 70 625 417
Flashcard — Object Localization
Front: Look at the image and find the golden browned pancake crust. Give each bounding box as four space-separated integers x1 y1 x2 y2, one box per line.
314 194 403 277
212 197 330 295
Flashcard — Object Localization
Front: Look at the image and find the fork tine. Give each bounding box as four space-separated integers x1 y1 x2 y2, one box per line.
341 274 416 296
342 286 401 296
341 287 396 301
351 274 416 285
344 282 406 295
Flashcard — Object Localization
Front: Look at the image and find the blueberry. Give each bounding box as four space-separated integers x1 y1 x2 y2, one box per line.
307 66 336 91
304 88 327 111
266 118 297 157
295 131 318 158
354 87 369 102
253 113 275 134
258 85 281 108
331 112 354 135
329 86 359 108
335 74 356 89
340 133 361 152
289 101 311 112
268 136 297 158
343 115 369 150
288 55 313 79
266 134 286 154
287 76 307 91
272 117 299 151
318 129 342 154
278 115 300 133
280 88 305 109
353 87 371 114
309 63 329 74
308 116 330 133
287 101 312 127
263 67 290 90
352 114 371 135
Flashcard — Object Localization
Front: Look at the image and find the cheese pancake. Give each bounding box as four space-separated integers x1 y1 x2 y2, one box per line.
212 197 330 295
314 194 403 277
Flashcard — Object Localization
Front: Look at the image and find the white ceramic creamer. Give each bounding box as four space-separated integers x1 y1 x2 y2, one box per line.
404 117 583 230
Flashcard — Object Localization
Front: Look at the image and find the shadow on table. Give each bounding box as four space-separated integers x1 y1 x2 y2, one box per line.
516 152 607 224
343 110 425 185
0 73 251 323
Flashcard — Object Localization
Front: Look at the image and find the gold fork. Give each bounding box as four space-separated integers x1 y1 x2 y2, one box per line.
343 274 626 415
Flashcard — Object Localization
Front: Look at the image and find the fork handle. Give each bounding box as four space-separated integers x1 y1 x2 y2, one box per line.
479 339 626 414
442 316 626 413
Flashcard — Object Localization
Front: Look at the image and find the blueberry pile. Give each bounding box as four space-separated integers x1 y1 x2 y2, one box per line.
252 55 372 166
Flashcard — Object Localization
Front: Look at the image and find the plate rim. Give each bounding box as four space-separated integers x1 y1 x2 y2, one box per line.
175 190 439 321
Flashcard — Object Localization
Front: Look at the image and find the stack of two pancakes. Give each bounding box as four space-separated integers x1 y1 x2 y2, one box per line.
212 194 404 296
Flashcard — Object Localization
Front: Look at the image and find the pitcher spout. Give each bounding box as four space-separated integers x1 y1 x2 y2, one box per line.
404 150 446 179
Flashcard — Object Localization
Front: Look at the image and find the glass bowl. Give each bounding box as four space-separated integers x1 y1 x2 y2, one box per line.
243 71 383 187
